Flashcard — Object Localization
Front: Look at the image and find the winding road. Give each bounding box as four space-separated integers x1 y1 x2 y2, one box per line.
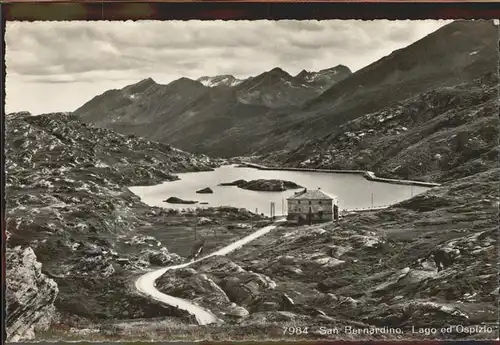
135 219 285 325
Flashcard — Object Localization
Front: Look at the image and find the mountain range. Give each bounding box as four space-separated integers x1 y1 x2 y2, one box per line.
74 64 352 156
74 20 498 160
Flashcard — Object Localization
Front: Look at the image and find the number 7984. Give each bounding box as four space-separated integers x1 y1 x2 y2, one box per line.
283 326 309 336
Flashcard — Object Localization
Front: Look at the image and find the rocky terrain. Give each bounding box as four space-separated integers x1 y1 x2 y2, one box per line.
4 112 265 341
74 21 496 158
154 168 499 339
6 246 59 342
219 179 302 192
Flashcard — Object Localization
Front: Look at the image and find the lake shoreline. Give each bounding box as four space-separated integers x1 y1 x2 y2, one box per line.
241 163 441 188
130 164 432 215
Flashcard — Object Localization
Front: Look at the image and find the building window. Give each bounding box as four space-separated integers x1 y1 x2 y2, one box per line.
309 201 311 205
298 201 301 204
319 200 322 205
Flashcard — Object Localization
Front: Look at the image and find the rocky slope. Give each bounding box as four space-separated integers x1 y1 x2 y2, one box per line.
74 65 351 157
75 20 496 158
260 71 498 183
155 168 499 339
5 112 265 337
6 245 59 341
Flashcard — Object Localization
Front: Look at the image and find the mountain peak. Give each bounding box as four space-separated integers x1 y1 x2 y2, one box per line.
142 77 156 84
294 65 352 89
122 77 157 95
295 69 312 79
197 74 243 87
250 67 294 83
268 67 290 76
318 65 352 74
131 77 157 88
170 77 203 86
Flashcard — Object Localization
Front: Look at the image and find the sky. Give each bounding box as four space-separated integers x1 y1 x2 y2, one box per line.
5 20 451 115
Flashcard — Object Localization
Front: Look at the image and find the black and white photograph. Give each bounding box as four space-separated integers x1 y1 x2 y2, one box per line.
5 19 499 341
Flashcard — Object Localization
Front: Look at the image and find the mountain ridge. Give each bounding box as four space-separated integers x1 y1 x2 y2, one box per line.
74 20 497 159
74 64 352 156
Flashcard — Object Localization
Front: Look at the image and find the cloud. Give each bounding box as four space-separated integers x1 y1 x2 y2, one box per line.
5 20 450 114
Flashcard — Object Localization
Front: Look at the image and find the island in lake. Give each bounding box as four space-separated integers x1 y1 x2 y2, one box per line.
164 197 198 204
219 179 302 192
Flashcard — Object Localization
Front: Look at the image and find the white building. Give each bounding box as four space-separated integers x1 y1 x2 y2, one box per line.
286 188 338 224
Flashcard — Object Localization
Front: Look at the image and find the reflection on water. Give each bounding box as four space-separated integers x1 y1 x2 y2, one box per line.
130 165 431 216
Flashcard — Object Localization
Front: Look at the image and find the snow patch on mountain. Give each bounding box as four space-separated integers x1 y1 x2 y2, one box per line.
197 75 243 88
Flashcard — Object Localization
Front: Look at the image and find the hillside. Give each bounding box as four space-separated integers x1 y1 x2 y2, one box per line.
302 20 499 129
5 113 265 340
260 71 499 183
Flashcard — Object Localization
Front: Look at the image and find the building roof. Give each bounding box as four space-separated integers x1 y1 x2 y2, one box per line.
287 188 335 200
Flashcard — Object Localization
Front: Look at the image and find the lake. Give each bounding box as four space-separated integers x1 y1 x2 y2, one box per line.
129 165 431 216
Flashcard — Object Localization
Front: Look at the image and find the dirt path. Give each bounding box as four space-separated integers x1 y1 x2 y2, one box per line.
135 220 285 325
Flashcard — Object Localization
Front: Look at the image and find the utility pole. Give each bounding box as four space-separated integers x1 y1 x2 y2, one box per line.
371 193 374 208
270 201 276 220
194 208 198 241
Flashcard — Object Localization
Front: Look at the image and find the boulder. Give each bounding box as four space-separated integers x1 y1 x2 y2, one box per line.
6 246 58 342
197 217 212 225
226 303 250 318
140 249 183 266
